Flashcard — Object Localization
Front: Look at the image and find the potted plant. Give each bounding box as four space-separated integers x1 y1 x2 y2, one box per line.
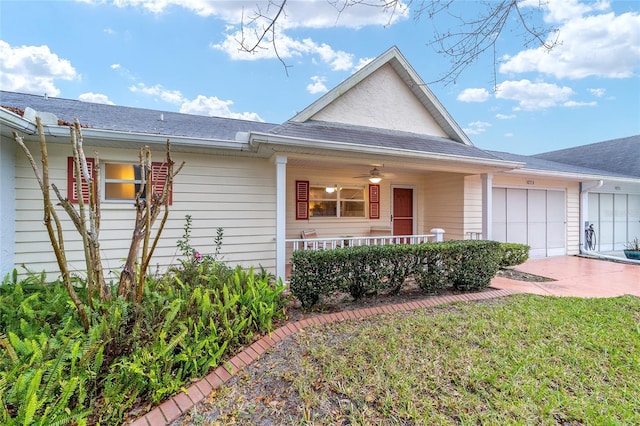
623 237 640 260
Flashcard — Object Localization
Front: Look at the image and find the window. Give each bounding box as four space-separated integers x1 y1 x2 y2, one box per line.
68 158 172 204
104 163 146 201
309 185 365 218
103 162 171 203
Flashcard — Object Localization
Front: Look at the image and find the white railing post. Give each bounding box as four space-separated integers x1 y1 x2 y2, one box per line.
430 228 445 242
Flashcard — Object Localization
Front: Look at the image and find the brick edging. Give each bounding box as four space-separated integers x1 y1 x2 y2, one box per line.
127 288 518 425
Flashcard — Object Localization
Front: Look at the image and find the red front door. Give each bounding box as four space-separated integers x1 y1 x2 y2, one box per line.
393 188 413 237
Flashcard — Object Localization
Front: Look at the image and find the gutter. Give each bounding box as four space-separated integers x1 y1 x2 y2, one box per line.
1 108 254 153
0 108 37 135
504 166 640 184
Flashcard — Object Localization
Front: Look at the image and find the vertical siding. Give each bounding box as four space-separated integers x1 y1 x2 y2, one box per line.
14 141 277 278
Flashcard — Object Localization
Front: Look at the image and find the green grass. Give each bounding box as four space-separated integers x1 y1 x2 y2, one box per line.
255 295 640 425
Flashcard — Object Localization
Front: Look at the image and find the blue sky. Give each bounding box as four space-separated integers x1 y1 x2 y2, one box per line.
1 0 638 155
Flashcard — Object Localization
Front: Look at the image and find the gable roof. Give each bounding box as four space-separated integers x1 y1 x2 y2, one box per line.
289 46 473 146
0 90 276 141
534 135 639 178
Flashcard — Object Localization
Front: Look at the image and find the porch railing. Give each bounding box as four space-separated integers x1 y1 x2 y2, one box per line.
287 229 445 252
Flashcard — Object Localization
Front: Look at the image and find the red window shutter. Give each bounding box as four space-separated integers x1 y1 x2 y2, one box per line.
151 162 172 205
295 180 309 220
67 157 95 204
369 184 380 219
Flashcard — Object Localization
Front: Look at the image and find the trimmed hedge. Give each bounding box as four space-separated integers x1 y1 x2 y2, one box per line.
290 240 504 308
499 242 530 267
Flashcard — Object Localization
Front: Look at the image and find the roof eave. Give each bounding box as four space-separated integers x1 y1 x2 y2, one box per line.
2 112 255 153
505 167 640 183
249 132 522 171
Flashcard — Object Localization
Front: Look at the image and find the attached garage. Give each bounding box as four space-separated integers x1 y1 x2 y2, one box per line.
492 187 566 257
587 193 640 252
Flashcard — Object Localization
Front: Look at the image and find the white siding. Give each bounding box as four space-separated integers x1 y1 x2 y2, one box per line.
14 141 277 278
312 64 449 137
423 172 466 239
464 175 483 237
0 135 16 277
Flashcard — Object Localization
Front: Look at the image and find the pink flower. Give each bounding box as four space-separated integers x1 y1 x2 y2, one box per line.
193 251 201 260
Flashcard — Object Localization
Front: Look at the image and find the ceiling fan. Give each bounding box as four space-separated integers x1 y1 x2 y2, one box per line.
353 167 395 183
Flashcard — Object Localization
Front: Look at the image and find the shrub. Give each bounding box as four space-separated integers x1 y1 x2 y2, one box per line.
0 263 287 425
290 240 503 307
447 240 502 291
499 243 530 267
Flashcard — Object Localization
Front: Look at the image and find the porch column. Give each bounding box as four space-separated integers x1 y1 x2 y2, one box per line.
275 155 287 281
481 173 493 240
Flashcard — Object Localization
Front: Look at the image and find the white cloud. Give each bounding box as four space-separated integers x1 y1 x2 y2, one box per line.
0 40 77 97
500 3 640 80
180 95 263 121
79 92 115 105
588 88 606 97
519 0 610 24
353 57 374 73
307 76 328 94
563 100 597 107
496 113 516 120
102 0 404 73
110 63 121 69
463 120 491 135
129 82 263 120
457 88 490 102
504 132 514 138
495 79 574 111
211 32 359 72
103 0 408 28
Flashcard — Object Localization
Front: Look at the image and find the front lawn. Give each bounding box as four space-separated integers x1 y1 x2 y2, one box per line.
201 294 640 425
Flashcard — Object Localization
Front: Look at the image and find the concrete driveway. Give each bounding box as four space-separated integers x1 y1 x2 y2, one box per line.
491 256 640 297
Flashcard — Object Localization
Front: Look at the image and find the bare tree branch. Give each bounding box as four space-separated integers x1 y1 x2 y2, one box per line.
13 120 90 330
236 0 558 87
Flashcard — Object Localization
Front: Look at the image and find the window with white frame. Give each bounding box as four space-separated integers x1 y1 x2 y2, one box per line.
309 185 365 218
103 163 147 201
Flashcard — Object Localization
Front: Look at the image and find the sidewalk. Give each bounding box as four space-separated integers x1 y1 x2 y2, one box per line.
490 256 640 297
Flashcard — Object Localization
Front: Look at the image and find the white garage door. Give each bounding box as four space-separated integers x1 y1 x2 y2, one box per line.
587 193 640 251
492 188 566 257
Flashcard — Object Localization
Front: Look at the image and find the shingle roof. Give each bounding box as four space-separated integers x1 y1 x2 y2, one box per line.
0 91 277 140
489 150 638 179
533 135 639 178
269 120 502 161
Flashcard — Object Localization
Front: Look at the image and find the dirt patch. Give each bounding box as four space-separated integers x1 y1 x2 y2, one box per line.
496 268 555 283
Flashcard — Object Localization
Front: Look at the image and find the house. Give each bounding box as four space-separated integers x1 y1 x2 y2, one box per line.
1 46 639 282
